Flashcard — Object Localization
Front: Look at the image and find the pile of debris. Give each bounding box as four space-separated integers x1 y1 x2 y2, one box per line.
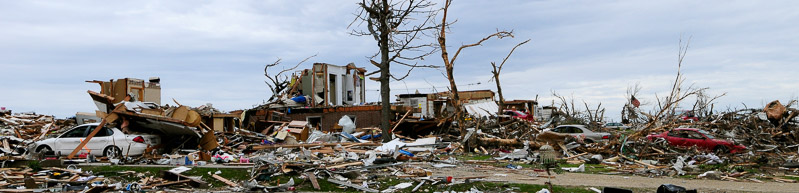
0 111 75 157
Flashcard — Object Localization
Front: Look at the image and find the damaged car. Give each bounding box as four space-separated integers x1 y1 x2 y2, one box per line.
646 128 746 153
544 125 611 143
33 123 160 157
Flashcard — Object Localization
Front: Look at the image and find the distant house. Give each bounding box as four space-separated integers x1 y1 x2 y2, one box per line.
397 90 497 119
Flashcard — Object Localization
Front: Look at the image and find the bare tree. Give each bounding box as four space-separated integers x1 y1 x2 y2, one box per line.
622 83 648 126
551 91 583 124
491 39 530 112
351 0 443 142
264 55 316 101
631 36 708 138
438 0 512 135
583 101 605 129
692 89 726 120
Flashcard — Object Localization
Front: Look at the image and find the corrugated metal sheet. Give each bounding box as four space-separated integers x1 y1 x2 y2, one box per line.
463 100 498 117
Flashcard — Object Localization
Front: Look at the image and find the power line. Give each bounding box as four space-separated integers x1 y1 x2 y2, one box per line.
365 82 482 91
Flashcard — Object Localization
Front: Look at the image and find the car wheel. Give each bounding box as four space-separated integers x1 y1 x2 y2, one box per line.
36 145 52 153
714 146 729 154
103 146 122 158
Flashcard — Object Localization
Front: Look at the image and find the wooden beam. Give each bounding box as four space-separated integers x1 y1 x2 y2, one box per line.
326 178 378 193
143 179 190 189
326 161 363 169
305 172 320 190
211 174 238 187
68 104 123 159
251 142 380 150
389 110 412 134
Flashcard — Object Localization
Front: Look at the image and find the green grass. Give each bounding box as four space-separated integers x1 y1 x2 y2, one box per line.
557 163 614 174
80 166 250 188
443 182 595 193
78 165 639 192
450 153 493 161
372 177 596 193
779 176 799 181
677 174 697 179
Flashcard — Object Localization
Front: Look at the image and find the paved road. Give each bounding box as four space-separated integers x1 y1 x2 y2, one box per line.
425 164 799 193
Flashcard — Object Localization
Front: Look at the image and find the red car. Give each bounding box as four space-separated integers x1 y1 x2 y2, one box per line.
646 128 746 153
502 110 534 121
677 110 699 122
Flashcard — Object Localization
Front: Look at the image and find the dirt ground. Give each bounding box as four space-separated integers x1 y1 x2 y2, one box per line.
422 163 799 193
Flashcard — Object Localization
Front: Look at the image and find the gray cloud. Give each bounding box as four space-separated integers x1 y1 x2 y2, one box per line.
1 0 797 120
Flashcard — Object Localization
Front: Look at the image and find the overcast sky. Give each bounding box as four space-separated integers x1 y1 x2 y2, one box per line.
1 0 797 121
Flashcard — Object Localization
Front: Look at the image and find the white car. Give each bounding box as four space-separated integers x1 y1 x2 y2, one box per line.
34 123 160 157
603 122 631 130
543 125 612 143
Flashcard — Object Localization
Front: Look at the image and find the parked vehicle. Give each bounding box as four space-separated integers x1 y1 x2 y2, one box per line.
502 110 534 122
646 128 745 153
677 110 699 122
603 122 630 130
543 125 611 143
33 123 160 157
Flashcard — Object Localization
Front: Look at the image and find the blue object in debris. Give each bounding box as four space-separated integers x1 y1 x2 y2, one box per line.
341 132 360 142
291 96 307 103
398 149 414 157
360 134 372 140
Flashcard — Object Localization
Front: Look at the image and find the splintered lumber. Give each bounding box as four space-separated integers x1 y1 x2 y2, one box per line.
85 186 115 193
772 177 796 183
46 167 90 176
566 152 588 160
477 137 523 146
160 170 208 188
619 154 658 169
327 178 378 193
390 110 412 133
326 161 363 169
68 104 122 159
252 142 380 150
721 176 740 182
305 172 320 190
411 181 425 192
144 179 191 189
455 176 489 180
211 174 238 187
0 189 34 193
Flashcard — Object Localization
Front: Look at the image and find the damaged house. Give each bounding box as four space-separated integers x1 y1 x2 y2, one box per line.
244 63 384 135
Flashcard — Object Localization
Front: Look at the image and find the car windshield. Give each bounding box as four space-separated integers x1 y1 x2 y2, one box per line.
697 129 714 139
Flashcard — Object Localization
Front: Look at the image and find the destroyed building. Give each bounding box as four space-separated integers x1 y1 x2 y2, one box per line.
397 90 499 119
244 63 383 134
298 63 367 107
87 77 162 113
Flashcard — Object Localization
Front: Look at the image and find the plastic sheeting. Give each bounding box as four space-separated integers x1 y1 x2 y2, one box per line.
463 100 498 118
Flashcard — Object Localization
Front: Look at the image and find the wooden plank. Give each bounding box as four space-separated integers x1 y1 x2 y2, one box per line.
252 142 380 150
211 174 239 187
160 170 208 188
326 161 363 169
68 104 122 159
143 179 190 189
305 172 320 190
327 178 378 193
565 152 588 160
389 110 412 133
0 189 34 193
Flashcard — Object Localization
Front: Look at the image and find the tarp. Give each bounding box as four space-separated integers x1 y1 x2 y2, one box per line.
463 100 499 117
